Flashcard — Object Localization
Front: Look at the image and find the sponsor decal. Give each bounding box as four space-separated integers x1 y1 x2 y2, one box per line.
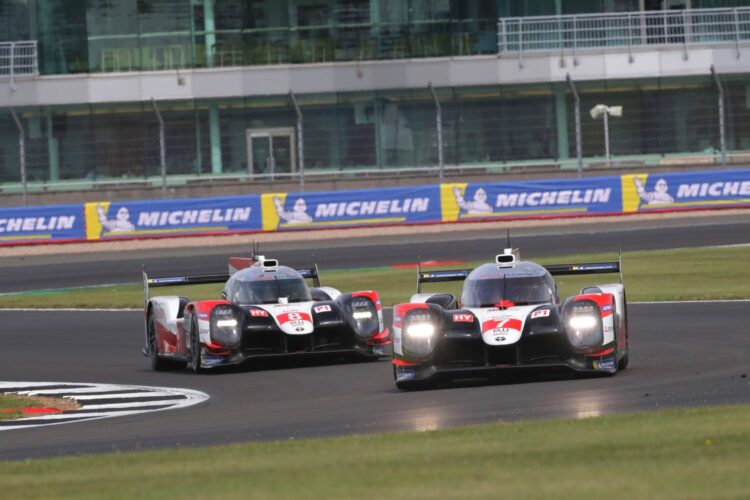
261 186 440 230
84 197 261 240
622 170 750 212
602 304 613 312
198 313 209 320
277 312 312 324
531 309 550 319
395 366 416 380
249 309 269 317
593 357 616 370
0 204 85 242
201 355 225 366
453 313 474 323
482 318 522 335
314 305 332 313
442 177 619 222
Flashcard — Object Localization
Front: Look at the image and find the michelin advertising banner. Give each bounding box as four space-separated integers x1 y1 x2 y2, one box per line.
442 176 622 222
84 195 262 239
260 185 441 231
0 203 85 243
621 168 750 212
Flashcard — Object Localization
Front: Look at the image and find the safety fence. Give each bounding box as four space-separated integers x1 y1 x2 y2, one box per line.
498 7 750 59
1 168 748 245
0 41 39 83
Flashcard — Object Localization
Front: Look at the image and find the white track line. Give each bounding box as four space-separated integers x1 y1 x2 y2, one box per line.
0 382 208 431
631 299 750 304
0 308 140 312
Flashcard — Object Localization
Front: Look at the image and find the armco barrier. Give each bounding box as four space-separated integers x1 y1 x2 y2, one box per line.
0 168 748 246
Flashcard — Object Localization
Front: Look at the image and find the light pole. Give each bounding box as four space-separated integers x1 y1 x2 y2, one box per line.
590 104 622 166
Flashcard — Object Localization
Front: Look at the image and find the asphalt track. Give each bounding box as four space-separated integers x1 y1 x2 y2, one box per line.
0 214 749 460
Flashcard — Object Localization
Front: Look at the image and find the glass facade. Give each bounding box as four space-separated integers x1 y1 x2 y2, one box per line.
1 76 748 185
10 0 750 74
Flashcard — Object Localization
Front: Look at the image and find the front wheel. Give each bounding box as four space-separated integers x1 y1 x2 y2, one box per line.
190 318 204 374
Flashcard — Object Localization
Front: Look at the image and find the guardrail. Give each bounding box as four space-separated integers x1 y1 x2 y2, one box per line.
498 8 750 61
0 41 39 85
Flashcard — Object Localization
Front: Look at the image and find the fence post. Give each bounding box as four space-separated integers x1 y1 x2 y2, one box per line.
711 66 727 165
682 10 689 61
518 18 524 68
151 98 167 198
290 91 305 191
428 83 444 182
10 107 27 205
734 8 741 59
566 74 583 177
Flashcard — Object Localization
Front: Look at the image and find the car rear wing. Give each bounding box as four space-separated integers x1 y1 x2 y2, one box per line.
142 263 322 305
415 251 623 293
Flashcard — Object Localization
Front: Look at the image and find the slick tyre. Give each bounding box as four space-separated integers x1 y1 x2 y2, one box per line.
147 311 183 371
618 351 629 370
190 318 204 374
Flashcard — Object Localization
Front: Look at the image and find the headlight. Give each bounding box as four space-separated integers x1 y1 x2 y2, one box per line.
353 311 373 320
210 306 241 347
568 315 596 330
405 322 435 338
564 300 602 349
402 313 437 357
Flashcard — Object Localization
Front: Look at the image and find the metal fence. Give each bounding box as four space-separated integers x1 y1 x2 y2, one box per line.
498 7 750 60
0 41 39 85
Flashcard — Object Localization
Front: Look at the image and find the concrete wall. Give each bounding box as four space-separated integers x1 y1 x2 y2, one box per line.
2 45 748 108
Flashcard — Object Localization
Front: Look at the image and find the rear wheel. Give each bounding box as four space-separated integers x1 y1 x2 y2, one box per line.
190 318 203 374
147 311 172 371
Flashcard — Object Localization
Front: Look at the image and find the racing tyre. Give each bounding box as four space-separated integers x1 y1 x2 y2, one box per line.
147 311 179 371
618 352 629 370
190 318 204 374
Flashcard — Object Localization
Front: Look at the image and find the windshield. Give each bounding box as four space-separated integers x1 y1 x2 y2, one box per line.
461 275 555 307
235 277 311 304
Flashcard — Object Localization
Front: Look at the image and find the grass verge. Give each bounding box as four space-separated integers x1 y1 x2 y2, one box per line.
0 245 747 309
1 405 749 498
0 395 79 421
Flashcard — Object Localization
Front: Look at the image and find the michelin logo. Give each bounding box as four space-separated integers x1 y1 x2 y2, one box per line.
455 186 611 214
634 177 673 205
0 215 76 233
97 204 252 233
274 196 430 225
676 180 750 199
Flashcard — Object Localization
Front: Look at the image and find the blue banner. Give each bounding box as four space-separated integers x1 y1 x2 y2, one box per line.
442 176 622 221
0 203 85 243
621 169 750 212
85 195 262 239
261 185 441 230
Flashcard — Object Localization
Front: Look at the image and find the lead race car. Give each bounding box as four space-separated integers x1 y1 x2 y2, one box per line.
392 247 629 389
142 254 390 372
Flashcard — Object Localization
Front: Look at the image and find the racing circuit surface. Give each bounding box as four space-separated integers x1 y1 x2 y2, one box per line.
0 215 748 460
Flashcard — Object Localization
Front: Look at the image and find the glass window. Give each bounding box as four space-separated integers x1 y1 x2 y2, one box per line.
462 274 556 307
235 277 311 305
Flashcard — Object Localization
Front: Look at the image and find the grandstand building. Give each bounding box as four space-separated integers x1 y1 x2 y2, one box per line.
0 0 748 198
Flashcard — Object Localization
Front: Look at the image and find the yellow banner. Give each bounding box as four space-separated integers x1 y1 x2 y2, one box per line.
261 193 286 231
621 174 648 213
440 183 467 222
84 201 109 240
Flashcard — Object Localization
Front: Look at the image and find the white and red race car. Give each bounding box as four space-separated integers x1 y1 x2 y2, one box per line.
392 248 629 389
142 255 390 372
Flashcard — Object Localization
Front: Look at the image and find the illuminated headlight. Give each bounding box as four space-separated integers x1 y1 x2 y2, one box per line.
402 313 437 357
405 322 435 338
210 307 241 347
568 315 596 330
564 301 602 349
353 311 373 320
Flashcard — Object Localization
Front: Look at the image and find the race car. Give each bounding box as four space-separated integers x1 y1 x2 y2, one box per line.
392 248 629 389
142 254 390 372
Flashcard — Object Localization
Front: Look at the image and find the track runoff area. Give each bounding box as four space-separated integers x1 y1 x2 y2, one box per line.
0 212 748 496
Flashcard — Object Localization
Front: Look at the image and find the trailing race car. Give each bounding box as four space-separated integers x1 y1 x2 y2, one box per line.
392 248 629 389
142 254 390 372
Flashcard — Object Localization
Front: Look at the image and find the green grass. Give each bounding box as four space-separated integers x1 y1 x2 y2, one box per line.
0 246 747 309
0 395 51 421
1 405 749 498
